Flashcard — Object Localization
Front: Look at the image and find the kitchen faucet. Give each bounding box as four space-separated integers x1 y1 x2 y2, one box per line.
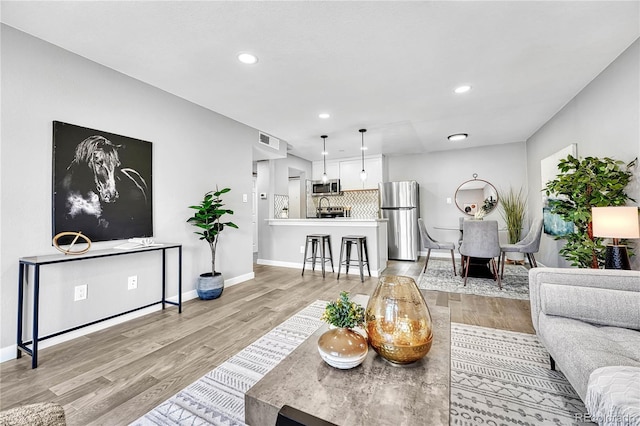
317 197 330 218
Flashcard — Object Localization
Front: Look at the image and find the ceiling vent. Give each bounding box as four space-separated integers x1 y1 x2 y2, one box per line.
259 132 280 150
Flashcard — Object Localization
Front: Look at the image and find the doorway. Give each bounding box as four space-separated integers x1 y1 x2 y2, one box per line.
252 175 258 253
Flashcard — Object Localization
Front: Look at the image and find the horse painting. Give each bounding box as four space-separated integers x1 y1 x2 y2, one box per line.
53 125 152 242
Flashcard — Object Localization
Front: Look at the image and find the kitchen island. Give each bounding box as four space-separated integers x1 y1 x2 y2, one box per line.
259 218 388 277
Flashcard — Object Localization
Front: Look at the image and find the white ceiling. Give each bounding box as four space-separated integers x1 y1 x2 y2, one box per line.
2 1 638 162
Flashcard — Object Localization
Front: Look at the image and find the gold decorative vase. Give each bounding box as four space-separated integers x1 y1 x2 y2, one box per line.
317 327 368 369
365 275 433 364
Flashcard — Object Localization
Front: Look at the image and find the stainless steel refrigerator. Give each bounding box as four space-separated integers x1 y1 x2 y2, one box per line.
379 181 420 261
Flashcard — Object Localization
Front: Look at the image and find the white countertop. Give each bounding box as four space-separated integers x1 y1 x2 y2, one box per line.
267 218 387 227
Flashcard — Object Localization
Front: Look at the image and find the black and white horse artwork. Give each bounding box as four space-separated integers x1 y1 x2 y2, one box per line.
54 132 152 242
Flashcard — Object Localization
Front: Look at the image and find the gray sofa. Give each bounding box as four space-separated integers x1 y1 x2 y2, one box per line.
529 267 640 403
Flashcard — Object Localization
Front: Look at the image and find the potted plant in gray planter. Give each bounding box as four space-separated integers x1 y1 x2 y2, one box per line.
187 187 238 299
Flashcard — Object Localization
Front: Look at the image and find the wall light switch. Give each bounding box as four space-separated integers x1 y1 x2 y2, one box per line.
446 197 452 204
243 194 248 203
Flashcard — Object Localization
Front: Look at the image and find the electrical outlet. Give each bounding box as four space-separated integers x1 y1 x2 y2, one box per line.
300 245 305 254
127 275 138 290
74 284 87 301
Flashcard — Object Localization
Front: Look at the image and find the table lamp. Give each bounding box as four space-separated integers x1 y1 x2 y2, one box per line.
592 206 639 270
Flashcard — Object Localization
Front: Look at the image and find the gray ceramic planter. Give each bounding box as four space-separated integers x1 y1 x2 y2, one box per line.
197 272 224 299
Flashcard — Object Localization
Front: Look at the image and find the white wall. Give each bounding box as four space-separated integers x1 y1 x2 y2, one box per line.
0 25 255 357
288 178 301 219
255 156 311 255
388 142 529 244
273 155 312 196
256 160 273 257
525 39 640 268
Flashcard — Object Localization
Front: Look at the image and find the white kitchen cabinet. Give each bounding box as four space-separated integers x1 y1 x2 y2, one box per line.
339 156 384 190
339 159 363 190
313 155 385 189
311 160 339 181
363 156 383 189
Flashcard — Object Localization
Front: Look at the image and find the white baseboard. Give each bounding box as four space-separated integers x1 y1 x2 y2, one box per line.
0 345 18 364
166 289 198 302
257 258 382 277
0 304 168 363
257 259 301 269
0 272 255 364
225 272 255 287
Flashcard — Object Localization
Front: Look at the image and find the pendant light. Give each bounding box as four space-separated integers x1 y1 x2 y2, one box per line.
321 135 328 183
359 129 367 181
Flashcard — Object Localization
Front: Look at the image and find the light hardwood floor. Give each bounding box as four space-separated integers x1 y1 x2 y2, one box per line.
0 259 534 425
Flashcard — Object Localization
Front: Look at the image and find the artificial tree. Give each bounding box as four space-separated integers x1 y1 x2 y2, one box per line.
187 187 238 276
544 155 636 268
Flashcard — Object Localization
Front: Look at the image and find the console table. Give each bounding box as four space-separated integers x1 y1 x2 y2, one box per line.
245 302 451 425
17 243 182 368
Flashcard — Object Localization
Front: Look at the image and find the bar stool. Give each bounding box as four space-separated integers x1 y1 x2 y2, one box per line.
337 235 371 282
301 234 334 278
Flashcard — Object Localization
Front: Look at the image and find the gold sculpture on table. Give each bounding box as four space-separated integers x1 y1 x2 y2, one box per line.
53 231 92 255
365 275 433 364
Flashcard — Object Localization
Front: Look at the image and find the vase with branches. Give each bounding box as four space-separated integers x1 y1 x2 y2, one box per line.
499 187 527 245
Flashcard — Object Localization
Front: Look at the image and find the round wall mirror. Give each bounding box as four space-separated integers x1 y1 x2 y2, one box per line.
454 175 499 216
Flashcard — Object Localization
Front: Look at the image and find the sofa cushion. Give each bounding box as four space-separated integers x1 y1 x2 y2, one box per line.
585 366 640 426
539 283 640 330
537 314 640 401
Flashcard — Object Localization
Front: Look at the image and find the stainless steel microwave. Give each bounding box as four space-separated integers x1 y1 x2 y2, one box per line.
311 179 342 196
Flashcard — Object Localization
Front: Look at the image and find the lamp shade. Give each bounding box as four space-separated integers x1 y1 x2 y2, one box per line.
592 206 640 239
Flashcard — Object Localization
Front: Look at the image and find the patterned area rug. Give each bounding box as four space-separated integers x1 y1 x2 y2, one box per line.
133 301 588 426
131 301 326 426
418 258 531 300
451 323 590 425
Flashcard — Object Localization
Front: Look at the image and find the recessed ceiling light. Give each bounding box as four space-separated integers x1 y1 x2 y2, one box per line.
454 85 472 94
318 113 330 119
360 146 369 151
238 53 258 65
448 133 468 142
321 151 328 156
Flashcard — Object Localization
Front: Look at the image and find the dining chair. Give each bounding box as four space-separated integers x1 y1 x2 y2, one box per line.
418 218 456 275
500 218 544 278
459 220 501 289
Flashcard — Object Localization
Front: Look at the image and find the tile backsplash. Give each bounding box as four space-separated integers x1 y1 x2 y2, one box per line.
274 194 289 218
307 190 379 218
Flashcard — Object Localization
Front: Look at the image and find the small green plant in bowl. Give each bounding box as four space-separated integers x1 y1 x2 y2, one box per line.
318 291 369 369
321 291 365 329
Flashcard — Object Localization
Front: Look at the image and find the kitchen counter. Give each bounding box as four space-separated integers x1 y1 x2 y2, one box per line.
268 218 387 226
259 218 388 276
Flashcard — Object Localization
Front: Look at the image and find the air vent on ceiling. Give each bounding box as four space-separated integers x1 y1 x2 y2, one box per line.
258 132 280 150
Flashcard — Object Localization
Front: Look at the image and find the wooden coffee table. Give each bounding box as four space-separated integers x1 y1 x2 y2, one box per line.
245 302 451 425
